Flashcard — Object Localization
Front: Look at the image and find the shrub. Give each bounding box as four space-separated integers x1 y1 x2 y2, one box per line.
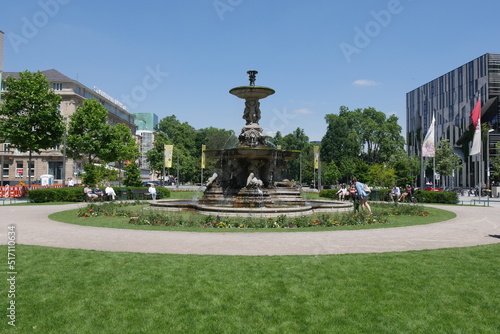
28 187 85 203
28 186 170 203
414 190 457 204
319 189 338 199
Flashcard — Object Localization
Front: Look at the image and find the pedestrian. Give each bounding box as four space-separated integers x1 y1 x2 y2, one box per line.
352 177 372 214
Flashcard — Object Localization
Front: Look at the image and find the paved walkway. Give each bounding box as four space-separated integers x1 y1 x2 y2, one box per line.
1 201 500 255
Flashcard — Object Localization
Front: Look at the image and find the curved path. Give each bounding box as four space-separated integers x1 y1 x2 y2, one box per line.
1 203 500 255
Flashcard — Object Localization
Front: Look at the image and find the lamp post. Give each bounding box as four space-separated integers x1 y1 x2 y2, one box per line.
487 128 494 189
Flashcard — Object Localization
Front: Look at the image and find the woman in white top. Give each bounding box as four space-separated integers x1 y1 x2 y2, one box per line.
105 183 116 200
148 184 157 200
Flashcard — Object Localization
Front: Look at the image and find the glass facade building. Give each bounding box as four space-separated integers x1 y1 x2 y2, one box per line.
407 53 500 188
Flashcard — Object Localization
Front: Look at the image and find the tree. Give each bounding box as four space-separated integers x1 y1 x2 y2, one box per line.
123 162 142 187
0 71 64 186
491 141 500 183
433 139 462 187
388 149 421 186
100 123 139 164
66 99 111 163
366 164 396 188
321 106 405 166
322 162 341 185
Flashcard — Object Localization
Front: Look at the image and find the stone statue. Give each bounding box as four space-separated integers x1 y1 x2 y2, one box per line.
246 172 263 188
243 99 261 125
206 172 218 187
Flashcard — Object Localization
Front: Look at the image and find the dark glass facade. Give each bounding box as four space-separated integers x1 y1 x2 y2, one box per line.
407 53 500 188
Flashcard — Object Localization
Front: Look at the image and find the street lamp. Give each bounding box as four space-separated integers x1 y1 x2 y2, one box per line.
487 128 494 189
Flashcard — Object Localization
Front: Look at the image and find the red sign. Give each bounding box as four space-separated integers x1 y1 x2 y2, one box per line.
16 168 23 175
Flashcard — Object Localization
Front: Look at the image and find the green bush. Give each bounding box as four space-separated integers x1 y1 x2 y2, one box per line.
319 189 338 199
28 187 85 203
414 190 458 204
28 186 170 203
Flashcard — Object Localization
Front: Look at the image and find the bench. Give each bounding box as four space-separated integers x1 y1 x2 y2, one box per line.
131 189 161 200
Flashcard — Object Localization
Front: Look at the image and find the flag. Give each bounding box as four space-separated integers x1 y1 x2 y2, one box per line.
422 115 435 157
314 146 319 169
164 145 173 168
470 98 481 156
201 145 206 169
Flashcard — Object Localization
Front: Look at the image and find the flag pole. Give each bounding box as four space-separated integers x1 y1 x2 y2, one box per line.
433 111 436 190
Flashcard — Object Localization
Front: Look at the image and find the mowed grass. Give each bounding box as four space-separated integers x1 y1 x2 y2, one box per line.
2 244 499 333
49 205 455 232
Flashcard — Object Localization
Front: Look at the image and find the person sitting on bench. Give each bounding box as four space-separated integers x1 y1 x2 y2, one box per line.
84 185 98 200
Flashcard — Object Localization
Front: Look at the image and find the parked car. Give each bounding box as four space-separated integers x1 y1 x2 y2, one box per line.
424 186 442 191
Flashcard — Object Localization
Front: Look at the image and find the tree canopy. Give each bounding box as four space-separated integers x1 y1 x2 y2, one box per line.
0 71 64 153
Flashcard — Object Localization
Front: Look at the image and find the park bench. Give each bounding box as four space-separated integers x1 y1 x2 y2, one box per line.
131 189 161 200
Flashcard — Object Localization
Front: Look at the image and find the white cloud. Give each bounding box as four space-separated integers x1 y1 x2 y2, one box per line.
352 79 381 86
292 108 313 115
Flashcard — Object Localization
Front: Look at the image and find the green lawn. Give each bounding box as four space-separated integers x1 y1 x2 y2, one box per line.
2 244 499 333
49 204 456 232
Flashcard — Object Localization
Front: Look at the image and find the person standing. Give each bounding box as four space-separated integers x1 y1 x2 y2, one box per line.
352 177 372 214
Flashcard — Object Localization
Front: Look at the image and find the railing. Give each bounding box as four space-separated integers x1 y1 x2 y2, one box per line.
0 184 64 198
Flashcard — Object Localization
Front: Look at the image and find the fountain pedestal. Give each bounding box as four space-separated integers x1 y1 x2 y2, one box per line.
151 70 351 216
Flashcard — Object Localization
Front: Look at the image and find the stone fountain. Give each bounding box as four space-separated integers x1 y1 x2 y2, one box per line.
151 71 350 217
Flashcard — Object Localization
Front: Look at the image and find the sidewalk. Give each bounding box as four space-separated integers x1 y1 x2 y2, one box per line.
0 202 499 255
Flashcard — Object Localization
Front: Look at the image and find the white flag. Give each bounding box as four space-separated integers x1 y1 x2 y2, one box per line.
470 117 481 156
470 99 481 156
422 116 435 157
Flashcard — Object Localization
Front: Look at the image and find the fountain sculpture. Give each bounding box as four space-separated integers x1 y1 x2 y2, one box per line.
151 71 351 217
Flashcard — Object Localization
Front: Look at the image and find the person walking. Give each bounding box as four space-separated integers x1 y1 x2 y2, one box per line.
352 177 372 214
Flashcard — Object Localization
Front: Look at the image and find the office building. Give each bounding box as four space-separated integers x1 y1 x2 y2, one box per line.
1 69 136 185
407 53 500 188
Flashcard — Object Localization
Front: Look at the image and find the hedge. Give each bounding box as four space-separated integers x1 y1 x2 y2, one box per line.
28 186 170 203
413 190 458 204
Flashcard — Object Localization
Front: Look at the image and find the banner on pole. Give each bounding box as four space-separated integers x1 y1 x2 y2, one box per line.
164 145 173 168
201 145 206 169
470 98 482 156
422 115 435 157
314 146 319 169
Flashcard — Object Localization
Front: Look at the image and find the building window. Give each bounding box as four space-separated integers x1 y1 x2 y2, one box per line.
52 82 63 91
2 163 8 178
16 161 23 177
48 161 63 180
28 161 35 178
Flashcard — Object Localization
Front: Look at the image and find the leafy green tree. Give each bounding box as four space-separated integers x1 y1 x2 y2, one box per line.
388 149 421 186
0 71 64 186
366 164 396 188
433 139 463 187
66 99 111 163
82 163 118 186
322 162 341 185
146 132 168 177
491 141 500 182
321 107 362 164
155 115 199 182
100 123 139 163
280 128 313 182
321 106 405 169
123 162 142 187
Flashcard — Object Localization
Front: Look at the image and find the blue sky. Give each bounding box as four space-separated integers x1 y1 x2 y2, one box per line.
2 0 500 141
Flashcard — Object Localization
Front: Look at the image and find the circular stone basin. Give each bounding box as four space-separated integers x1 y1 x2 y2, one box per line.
204 147 300 160
149 199 352 218
229 86 276 99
